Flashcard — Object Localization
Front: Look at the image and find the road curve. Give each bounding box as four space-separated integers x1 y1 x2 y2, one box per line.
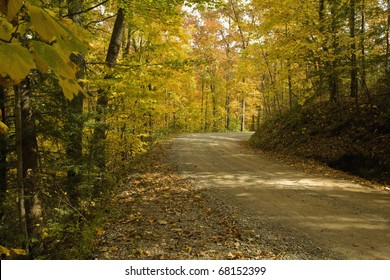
171 132 390 259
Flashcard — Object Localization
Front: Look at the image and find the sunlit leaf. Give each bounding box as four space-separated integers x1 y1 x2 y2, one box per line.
96 227 105 236
0 41 35 86
6 0 22 22
58 76 84 100
0 16 13 41
11 248 28 256
28 5 89 54
31 40 77 79
28 5 64 42
0 121 8 135
0 245 10 257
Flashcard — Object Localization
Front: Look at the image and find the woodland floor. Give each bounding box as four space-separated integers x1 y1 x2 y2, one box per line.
93 133 390 260
93 140 336 260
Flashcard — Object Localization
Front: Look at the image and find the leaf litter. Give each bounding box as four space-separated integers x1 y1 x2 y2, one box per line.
94 141 334 260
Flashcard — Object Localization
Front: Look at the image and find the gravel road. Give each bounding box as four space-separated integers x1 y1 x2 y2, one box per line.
171 132 390 259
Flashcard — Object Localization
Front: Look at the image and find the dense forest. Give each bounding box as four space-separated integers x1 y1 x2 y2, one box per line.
0 0 389 259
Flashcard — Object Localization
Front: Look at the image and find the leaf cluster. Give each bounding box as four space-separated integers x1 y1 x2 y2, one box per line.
0 0 89 100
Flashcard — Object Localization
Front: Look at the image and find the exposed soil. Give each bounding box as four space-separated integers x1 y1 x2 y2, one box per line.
94 133 390 260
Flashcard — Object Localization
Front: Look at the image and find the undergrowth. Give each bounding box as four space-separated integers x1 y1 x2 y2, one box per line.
250 95 390 184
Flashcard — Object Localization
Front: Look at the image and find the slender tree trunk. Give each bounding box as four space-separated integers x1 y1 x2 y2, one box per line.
359 0 372 105
225 90 231 130
201 78 205 131
329 2 339 104
0 86 7 220
360 0 366 82
66 0 86 206
350 0 358 103
211 83 218 131
318 0 327 98
106 8 126 68
288 68 293 109
14 84 29 251
386 0 390 79
20 78 42 256
240 98 245 132
92 7 125 193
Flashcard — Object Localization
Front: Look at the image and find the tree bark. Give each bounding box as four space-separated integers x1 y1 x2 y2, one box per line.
91 7 125 192
65 0 86 206
20 78 42 256
329 1 340 104
106 8 126 67
0 86 7 220
13 84 28 251
386 0 390 79
240 98 245 132
350 0 358 102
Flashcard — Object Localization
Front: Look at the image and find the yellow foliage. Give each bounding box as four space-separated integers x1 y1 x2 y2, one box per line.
5 0 23 22
0 120 8 135
0 42 35 86
11 248 28 256
0 245 10 257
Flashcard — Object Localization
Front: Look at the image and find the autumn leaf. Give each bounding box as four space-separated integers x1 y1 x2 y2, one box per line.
0 121 8 135
31 40 78 80
11 248 28 256
0 245 10 257
0 41 35 86
5 0 23 22
96 227 105 237
58 76 84 100
0 16 13 41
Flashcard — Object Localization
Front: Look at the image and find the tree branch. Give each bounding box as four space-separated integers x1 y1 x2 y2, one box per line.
63 0 109 18
84 14 117 28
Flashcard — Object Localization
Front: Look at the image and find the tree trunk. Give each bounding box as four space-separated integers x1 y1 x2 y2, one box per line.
92 7 125 193
350 0 358 103
201 79 205 131
240 98 245 132
386 0 390 79
106 8 126 67
20 78 42 256
0 86 7 220
211 83 218 131
66 0 86 206
13 84 29 251
288 68 293 109
329 2 340 104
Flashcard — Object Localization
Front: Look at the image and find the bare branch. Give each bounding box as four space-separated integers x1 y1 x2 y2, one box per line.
84 14 117 28
63 0 109 18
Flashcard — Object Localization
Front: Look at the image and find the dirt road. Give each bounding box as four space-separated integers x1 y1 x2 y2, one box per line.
171 132 390 259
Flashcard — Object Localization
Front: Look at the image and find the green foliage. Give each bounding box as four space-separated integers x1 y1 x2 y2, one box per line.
0 42 35 85
0 1 88 99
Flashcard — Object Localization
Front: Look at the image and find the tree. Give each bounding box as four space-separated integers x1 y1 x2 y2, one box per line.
64 0 87 206
90 7 125 193
0 0 88 255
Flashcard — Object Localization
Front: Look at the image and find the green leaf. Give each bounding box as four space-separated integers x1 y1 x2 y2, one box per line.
28 5 63 42
0 121 8 135
31 40 77 80
58 76 84 100
0 41 35 86
0 245 10 257
11 248 28 256
6 0 22 22
0 16 13 41
28 5 89 54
